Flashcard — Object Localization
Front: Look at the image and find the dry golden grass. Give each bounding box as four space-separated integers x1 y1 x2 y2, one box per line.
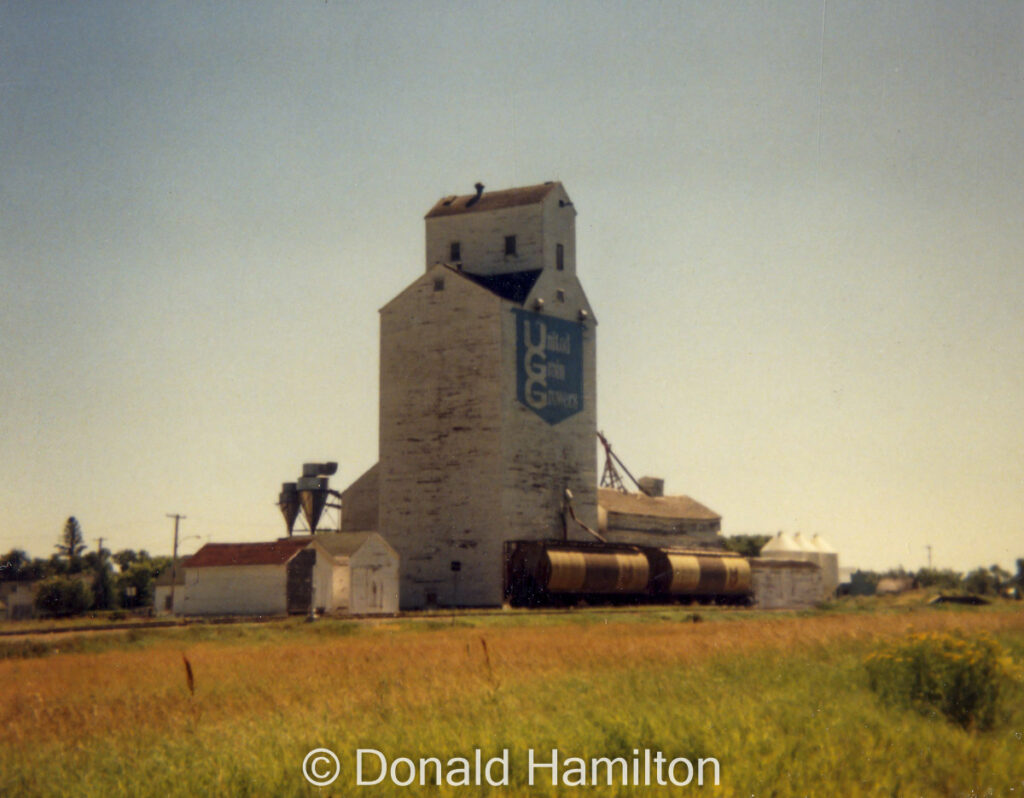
3 608 1022 752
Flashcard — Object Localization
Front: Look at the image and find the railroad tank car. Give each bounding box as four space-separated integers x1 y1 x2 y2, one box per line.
504 539 752 606
646 548 751 597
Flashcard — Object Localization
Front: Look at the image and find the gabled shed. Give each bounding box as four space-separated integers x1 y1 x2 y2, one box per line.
303 532 399 615
182 539 333 616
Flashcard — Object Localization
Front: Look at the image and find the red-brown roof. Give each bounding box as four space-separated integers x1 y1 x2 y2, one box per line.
425 182 560 218
598 488 721 522
184 539 311 568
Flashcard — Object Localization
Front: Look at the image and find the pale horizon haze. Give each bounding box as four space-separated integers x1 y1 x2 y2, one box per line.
1 2 1022 575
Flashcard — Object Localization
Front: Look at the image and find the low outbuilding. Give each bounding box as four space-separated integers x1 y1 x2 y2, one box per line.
0 581 38 621
182 538 333 616
298 532 399 615
749 559 823 610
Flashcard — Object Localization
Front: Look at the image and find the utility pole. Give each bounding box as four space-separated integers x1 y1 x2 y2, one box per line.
926 544 933 570
91 537 107 609
167 514 186 613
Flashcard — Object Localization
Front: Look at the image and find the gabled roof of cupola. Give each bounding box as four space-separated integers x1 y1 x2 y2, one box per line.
425 182 561 219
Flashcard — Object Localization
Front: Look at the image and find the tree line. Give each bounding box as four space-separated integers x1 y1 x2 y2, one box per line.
1 517 174 617
724 534 1023 597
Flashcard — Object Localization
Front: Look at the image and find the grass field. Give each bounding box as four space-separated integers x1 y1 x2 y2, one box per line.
1 602 1022 797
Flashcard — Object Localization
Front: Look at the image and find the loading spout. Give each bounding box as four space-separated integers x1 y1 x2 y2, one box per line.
562 489 606 543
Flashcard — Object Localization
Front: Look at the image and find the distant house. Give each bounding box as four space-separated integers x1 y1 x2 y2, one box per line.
182 539 334 616
0 581 39 621
876 576 915 595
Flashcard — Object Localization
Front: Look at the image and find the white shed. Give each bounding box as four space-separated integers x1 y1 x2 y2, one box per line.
758 532 829 604
182 539 334 616
750 559 823 609
304 532 399 615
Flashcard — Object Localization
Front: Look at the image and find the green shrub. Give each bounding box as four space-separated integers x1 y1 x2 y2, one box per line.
865 631 1017 730
34 576 93 617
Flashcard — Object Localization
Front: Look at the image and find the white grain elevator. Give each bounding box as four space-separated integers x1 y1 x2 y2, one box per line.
372 182 597 608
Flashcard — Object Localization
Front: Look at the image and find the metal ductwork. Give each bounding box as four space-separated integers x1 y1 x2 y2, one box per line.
278 482 300 536
297 476 329 533
302 462 338 478
279 462 340 535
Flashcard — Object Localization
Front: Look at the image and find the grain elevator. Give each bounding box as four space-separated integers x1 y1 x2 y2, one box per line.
343 182 598 608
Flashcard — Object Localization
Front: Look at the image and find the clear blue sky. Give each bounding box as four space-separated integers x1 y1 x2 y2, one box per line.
2 2 1021 573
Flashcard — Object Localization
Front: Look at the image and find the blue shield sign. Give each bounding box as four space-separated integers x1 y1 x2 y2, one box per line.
514 309 584 425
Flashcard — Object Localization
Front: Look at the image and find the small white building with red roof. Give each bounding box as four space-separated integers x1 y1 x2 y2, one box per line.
180 534 399 617
182 538 333 617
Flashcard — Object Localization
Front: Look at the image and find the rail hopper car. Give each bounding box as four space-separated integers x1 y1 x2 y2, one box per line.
504 539 752 607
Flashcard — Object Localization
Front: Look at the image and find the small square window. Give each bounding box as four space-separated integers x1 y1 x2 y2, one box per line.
556 243 564 270
450 242 461 261
433 278 445 291
504 235 517 256
556 289 566 303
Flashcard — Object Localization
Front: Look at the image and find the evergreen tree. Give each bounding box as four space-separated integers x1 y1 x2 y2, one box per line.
56 516 86 569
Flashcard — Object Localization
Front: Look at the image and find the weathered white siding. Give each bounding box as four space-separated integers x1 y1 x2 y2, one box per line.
330 559 350 610
379 271 597 607
183 564 287 616
750 559 823 610
600 523 722 549
379 267 505 608
312 548 335 613
427 203 543 277
350 537 399 614
380 183 596 609
425 184 577 280
499 290 598 541
153 584 185 615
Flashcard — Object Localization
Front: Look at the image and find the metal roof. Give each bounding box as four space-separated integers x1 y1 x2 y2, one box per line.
184 539 311 568
761 532 802 553
425 182 560 219
292 531 398 561
809 533 837 553
598 488 721 522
